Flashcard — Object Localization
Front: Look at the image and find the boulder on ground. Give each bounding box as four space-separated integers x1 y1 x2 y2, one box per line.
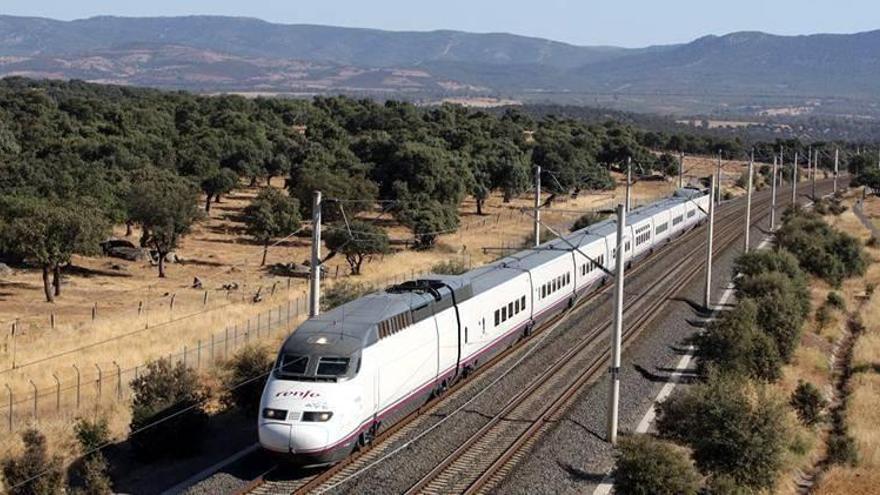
0 262 12 276
100 239 137 255
107 246 147 262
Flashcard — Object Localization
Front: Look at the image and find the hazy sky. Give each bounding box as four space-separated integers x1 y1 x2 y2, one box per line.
4 0 878 47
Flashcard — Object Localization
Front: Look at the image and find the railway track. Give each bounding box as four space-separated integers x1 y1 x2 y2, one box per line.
234 181 832 495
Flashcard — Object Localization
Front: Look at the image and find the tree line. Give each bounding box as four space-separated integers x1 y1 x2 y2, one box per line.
0 78 871 302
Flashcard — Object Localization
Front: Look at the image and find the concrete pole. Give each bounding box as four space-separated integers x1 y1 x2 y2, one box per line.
309 191 322 317
678 151 684 189
770 156 778 231
744 151 754 252
607 203 626 446
625 158 632 213
534 166 541 247
812 149 818 201
704 174 716 310
808 145 812 184
716 150 722 205
792 152 799 205
834 147 839 194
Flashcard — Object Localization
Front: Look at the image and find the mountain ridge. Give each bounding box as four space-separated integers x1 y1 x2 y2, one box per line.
1 15 879 117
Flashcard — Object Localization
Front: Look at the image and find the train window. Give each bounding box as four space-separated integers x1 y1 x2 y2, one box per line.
514 299 520 313
521 296 526 309
494 309 500 326
502 306 507 321
276 354 308 378
625 241 631 251
508 302 514 316
687 210 696 218
673 215 684 226
316 357 350 377
655 223 668 235
465 327 468 344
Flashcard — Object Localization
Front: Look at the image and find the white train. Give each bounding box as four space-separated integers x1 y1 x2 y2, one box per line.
259 187 711 465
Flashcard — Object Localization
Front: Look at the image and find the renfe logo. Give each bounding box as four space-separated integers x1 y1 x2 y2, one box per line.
275 389 321 399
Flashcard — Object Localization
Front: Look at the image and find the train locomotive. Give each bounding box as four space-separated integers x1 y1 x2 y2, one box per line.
258 187 710 465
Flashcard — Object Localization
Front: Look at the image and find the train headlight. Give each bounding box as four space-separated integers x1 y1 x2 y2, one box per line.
262 408 288 420
302 411 333 422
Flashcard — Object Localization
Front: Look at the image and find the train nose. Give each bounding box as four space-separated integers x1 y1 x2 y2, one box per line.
289 423 330 453
259 422 292 453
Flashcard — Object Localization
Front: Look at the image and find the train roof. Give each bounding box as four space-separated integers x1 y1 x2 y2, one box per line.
281 187 707 355
281 277 473 354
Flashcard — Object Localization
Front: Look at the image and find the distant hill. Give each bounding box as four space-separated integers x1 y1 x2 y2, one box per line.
1 15 878 117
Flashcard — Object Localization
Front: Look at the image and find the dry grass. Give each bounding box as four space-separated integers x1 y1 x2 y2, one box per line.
774 192 880 495
810 194 880 494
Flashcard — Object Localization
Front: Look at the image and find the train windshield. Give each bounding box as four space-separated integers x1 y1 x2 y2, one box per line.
275 354 309 379
316 357 350 377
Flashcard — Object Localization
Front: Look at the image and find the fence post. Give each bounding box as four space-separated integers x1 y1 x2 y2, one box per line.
5 384 11 431
113 362 122 400
170 294 176 315
203 291 209 306
50 313 56 329
73 365 80 410
52 373 60 412
95 364 102 401
138 301 143 315
29 379 37 421
92 303 97 321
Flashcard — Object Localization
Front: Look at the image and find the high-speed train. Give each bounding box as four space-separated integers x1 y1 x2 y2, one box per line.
259 187 711 465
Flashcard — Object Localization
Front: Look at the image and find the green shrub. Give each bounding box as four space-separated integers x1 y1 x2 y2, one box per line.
656 373 788 490
430 258 469 275
737 272 807 362
826 291 846 311
706 474 754 495
828 199 847 215
129 359 208 460
789 381 827 426
74 417 111 452
733 250 810 317
815 304 831 330
826 433 859 466
695 299 783 381
321 280 372 312
70 455 112 495
776 208 867 286
2 428 65 495
613 435 701 495
69 417 113 494
570 212 607 232
222 344 274 416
